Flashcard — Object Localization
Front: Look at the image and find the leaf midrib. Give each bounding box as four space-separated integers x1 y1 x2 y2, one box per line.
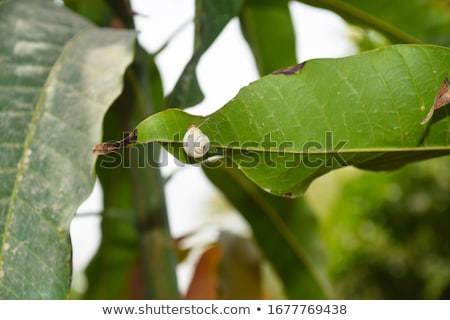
150 140 450 153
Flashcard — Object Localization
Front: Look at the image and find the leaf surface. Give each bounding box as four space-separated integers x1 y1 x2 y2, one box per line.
0 0 135 298
95 45 450 197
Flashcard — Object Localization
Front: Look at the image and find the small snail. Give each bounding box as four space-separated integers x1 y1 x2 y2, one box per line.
183 125 210 158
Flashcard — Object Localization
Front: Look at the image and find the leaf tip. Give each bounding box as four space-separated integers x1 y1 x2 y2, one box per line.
92 142 117 155
92 129 138 155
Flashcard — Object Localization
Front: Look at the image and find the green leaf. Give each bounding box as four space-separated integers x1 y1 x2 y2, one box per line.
240 0 297 75
64 0 115 26
165 0 243 108
84 208 140 299
0 0 135 298
87 145 179 299
203 165 332 298
299 0 450 45
94 45 450 198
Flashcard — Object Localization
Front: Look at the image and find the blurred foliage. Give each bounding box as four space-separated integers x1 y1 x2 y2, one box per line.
313 158 450 299
185 232 263 299
348 26 391 52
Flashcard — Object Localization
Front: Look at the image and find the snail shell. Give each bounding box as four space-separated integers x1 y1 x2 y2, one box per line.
183 125 210 158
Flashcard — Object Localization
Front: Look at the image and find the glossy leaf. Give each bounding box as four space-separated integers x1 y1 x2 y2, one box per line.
299 0 450 45
240 0 297 75
166 0 242 108
95 45 450 198
0 0 135 298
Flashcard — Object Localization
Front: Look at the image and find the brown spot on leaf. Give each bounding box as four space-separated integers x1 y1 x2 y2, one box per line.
421 75 450 124
282 192 293 199
92 129 138 155
272 61 307 75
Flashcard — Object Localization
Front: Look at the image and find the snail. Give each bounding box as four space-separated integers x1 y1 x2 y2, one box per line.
182 125 210 158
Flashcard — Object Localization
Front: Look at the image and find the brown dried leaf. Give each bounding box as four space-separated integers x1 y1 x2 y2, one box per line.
185 246 221 300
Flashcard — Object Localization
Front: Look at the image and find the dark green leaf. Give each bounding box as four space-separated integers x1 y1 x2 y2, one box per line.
64 0 115 26
240 0 297 75
84 208 141 299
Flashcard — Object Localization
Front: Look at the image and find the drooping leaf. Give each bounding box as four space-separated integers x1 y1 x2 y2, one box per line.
0 0 135 298
299 0 450 45
165 0 243 108
204 166 331 298
94 45 450 198
240 0 297 75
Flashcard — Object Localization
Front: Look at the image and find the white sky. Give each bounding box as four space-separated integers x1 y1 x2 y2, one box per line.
71 0 355 293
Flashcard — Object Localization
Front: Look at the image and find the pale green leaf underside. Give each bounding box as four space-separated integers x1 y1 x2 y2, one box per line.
0 0 135 298
120 45 450 197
